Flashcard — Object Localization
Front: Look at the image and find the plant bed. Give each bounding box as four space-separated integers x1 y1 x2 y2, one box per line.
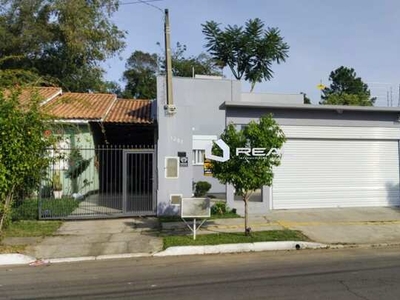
40 197 80 218
159 200 240 224
163 230 309 249
12 198 80 220
159 212 241 224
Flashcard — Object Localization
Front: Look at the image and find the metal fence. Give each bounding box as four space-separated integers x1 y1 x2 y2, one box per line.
36 145 156 219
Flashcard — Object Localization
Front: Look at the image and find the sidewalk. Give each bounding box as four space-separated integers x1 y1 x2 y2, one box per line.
267 207 400 244
3 207 400 265
161 216 283 233
4 218 163 260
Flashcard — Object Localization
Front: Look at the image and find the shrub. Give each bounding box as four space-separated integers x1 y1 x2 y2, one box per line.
211 201 227 215
11 197 80 220
12 199 39 221
194 181 212 197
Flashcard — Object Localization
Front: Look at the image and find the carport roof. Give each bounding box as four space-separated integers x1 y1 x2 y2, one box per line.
104 99 154 124
222 101 400 112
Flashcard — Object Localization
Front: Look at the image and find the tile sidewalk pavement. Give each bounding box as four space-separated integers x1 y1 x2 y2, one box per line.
4 207 400 259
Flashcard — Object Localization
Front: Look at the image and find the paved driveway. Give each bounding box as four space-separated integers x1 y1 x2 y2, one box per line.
26 218 163 259
267 207 400 244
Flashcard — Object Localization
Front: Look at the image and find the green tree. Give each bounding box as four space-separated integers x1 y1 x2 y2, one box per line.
0 0 125 92
0 57 47 88
165 42 222 77
322 93 372 106
0 88 55 231
320 66 375 106
122 51 158 99
202 18 289 91
123 44 221 99
210 115 286 235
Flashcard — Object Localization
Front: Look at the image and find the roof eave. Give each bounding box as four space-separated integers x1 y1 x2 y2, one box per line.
221 101 400 113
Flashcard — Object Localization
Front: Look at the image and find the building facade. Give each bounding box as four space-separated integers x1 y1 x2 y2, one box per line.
157 76 400 216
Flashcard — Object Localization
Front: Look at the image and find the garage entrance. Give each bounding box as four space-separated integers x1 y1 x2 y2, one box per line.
272 138 400 209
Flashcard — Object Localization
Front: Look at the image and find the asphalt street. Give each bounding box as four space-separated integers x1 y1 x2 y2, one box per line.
1 247 400 299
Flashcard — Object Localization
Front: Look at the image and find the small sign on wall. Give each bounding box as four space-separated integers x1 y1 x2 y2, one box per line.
179 156 188 167
204 159 212 176
178 152 188 167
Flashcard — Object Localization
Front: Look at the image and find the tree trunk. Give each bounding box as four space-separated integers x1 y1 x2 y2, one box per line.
0 187 14 232
244 196 249 236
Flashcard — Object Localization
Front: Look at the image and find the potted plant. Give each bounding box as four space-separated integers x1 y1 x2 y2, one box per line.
52 171 63 199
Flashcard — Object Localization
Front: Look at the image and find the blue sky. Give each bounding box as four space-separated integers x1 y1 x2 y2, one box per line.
103 0 400 106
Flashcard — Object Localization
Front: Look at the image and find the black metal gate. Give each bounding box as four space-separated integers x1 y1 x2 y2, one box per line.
39 146 156 219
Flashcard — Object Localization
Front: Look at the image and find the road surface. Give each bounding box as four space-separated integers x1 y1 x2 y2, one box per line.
1 247 400 299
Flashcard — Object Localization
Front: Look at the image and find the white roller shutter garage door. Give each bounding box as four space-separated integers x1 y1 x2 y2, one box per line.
272 128 400 209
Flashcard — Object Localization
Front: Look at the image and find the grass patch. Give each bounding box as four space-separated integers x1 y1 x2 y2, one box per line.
0 244 26 254
12 198 80 220
3 220 63 237
163 230 309 249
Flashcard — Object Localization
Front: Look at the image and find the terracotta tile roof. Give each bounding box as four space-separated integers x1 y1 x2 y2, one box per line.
104 99 154 124
3 87 62 106
43 92 116 120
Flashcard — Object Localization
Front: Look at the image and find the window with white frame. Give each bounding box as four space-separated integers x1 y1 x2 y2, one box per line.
192 135 217 166
192 149 205 165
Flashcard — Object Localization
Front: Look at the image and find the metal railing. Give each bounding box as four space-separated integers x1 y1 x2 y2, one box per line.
37 145 155 219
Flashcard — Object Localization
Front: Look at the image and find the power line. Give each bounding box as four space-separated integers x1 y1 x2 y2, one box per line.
119 0 163 6
137 0 164 12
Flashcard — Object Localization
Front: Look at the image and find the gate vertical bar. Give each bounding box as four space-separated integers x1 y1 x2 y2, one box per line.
122 150 127 214
152 150 156 213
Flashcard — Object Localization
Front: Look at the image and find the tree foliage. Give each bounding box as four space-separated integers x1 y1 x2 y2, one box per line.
320 66 375 106
122 43 221 99
301 92 311 104
122 51 158 99
210 115 286 234
164 42 222 77
0 88 55 231
0 0 125 92
202 18 289 91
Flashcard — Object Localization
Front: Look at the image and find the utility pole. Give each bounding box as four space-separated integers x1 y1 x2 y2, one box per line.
164 9 174 107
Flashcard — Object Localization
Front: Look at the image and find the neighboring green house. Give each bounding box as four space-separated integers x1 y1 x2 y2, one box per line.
25 88 157 218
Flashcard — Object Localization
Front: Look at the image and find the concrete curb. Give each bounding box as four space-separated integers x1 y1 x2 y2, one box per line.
153 241 328 257
0 253 153 266
46 253 152 264
0 254 36 266
3 241 400 266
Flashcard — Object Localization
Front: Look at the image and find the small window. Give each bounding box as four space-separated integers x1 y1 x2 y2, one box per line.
192 150 205 165
165 157 179 179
